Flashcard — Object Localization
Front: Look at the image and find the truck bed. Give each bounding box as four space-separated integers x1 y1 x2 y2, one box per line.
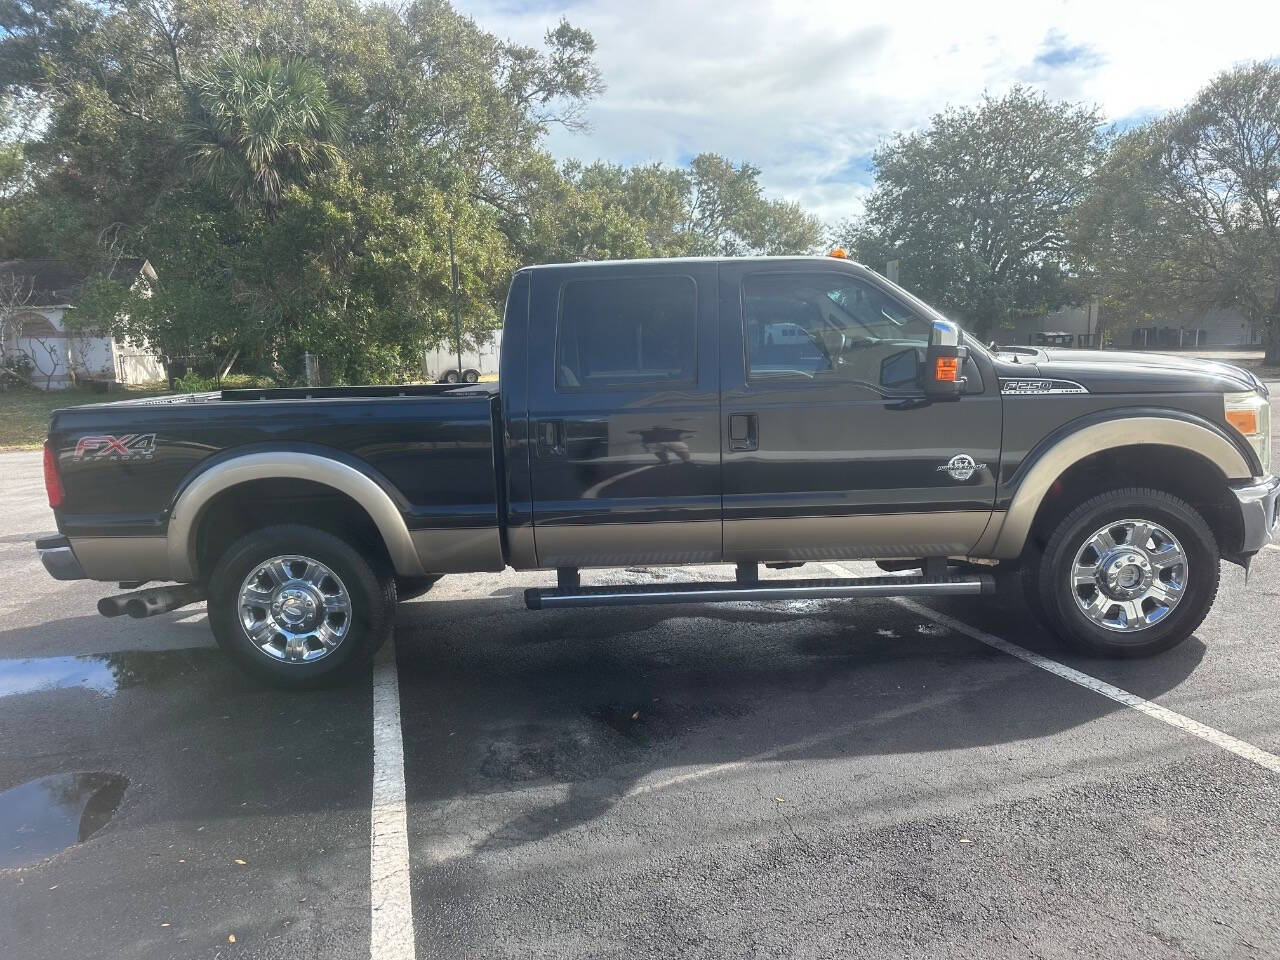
47 386 504 548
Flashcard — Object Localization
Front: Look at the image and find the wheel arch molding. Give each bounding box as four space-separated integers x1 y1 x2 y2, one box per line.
981 408 1256 560
166 444 426 582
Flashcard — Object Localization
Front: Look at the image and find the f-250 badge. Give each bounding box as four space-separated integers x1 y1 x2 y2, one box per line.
937 453 985 482
73 434 157 462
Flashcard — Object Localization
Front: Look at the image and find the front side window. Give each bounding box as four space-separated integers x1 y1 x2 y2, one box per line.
744 273 933 391
556 275 697 389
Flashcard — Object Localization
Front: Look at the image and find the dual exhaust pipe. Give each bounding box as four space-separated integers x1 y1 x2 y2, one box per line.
98 583 207 620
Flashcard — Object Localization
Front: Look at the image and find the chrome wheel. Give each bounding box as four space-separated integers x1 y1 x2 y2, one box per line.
1070 519 1188 633
237 555 352 663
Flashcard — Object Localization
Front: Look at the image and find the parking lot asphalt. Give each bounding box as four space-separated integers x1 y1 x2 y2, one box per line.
2 447 1279 960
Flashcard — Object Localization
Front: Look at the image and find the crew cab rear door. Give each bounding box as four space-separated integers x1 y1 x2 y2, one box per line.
717 260 1001 562
525 262 721 567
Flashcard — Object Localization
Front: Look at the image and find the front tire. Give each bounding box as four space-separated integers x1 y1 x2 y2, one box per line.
207 524 396 688
1033 488 1219 658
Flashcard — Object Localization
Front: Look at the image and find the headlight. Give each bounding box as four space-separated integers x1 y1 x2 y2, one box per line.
1225 391 1271 475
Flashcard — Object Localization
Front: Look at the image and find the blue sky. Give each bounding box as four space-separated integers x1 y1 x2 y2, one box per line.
454 0 1280 225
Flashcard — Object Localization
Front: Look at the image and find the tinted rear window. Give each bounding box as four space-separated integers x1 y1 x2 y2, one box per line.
556 276 697 389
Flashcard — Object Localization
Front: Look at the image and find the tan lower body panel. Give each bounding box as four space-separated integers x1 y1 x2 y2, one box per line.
534 520 721 568
410 527 505 573
71 537 174 582
73 528 504 583
723 512 993 562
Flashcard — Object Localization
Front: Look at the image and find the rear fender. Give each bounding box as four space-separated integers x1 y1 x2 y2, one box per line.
167 451 426 581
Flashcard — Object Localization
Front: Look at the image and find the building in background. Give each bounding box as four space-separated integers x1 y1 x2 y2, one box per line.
0 259 166 390
1005 301 1258 350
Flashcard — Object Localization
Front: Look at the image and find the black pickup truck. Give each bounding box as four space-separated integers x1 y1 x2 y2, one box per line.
36 255 1279 686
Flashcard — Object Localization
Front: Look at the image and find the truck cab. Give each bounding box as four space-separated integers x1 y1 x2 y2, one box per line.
502 257 1002 570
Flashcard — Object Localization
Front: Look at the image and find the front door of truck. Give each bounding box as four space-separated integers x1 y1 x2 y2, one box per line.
526 262 721 567
717 260 1001 562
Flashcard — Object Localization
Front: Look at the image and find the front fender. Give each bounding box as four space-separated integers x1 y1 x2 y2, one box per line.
977 409 1255 559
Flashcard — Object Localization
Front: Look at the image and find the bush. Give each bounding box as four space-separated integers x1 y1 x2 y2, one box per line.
172 370 279 392
1 353 33 390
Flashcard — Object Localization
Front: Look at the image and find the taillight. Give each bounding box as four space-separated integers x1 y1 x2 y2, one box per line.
43 441 65 509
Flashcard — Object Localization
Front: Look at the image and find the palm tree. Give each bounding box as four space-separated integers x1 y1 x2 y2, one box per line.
185 53 345 213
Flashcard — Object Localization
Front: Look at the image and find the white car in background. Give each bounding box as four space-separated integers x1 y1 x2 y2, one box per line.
763 322 812 346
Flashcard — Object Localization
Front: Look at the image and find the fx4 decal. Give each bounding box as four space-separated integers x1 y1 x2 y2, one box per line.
73 434 157 462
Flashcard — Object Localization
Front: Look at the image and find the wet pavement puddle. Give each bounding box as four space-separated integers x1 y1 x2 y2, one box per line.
0 772 129 868
0 656 119 699
0 648 219 700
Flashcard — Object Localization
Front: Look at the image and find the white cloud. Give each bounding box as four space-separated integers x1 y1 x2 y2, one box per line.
455 0 1280 225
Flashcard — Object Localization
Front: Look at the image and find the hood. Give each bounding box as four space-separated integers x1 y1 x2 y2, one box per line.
992 346 1261 395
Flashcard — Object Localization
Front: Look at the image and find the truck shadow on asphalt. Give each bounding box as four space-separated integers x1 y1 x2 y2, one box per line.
0 594 1207 859
390 592 1207 860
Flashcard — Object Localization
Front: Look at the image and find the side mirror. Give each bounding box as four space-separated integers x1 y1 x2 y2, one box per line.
923 319 967 400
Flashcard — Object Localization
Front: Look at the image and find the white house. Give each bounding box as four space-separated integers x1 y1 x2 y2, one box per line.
0 258 166 389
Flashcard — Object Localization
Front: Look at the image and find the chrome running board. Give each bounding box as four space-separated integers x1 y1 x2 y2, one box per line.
524 573 994 610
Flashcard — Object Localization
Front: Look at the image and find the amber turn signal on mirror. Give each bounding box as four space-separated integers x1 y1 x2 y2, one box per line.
934 356 960 382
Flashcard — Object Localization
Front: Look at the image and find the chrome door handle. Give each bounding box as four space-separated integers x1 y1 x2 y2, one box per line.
537 419 566 457
728 413 758 452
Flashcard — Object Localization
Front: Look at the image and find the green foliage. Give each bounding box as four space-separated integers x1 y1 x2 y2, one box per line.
185 52 345 212
172 370 276 392
839 86 1107 335
1077 62 1280 358
683 154 823 257
0 0 823 384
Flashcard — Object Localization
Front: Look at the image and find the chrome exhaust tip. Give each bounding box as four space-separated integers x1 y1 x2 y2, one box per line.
97 584 207 620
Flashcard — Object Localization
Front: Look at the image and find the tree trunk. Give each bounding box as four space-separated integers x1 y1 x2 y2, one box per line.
164 358 187 391
1265 315 1280 367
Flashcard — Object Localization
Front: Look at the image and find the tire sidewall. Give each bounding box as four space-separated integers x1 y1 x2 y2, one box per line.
1039 491 1218 657
208 525 394 687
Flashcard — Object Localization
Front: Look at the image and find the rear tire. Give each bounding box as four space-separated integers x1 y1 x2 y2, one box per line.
207 524 396 688
1032 488 1218 658
462 369 480 384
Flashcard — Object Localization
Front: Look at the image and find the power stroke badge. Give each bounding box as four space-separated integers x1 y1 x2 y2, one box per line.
937 453 986 482
73 434 157 462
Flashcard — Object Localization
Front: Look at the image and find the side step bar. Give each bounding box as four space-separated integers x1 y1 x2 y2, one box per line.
524 573 994 610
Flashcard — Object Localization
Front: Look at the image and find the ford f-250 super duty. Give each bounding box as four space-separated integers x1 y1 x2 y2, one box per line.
35 255 1280 686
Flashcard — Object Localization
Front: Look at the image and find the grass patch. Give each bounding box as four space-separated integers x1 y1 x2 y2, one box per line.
0 384 168 451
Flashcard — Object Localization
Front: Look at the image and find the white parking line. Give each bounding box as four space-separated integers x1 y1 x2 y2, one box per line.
370 637 416 960
891 596 1280 775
